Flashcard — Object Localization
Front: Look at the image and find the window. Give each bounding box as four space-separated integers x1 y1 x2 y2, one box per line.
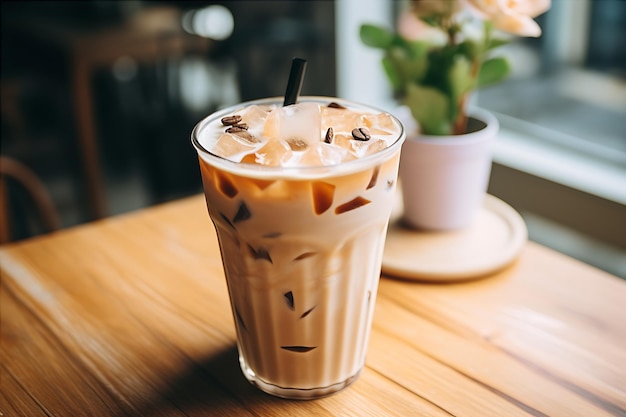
336 0 626 277
477 0 626 277
478 0 626 201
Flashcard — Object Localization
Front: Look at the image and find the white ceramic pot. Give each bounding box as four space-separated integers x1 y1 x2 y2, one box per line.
398 108 499 230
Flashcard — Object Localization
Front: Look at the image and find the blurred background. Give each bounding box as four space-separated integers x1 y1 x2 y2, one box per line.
1 0 625 277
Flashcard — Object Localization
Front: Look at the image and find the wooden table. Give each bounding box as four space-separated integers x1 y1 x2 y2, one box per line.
1 195 625 416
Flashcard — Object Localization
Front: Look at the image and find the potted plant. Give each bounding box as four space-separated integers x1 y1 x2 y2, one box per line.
361 0 550 230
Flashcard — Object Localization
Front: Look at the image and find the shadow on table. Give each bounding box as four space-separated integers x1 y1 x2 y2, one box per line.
136 344 303 415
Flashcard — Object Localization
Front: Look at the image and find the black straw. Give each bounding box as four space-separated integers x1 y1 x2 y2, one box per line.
283 58 307 106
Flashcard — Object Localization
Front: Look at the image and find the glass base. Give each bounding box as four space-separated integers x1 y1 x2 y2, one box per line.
239 355 361 400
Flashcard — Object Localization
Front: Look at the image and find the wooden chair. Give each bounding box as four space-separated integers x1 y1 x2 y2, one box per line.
0 156 61 244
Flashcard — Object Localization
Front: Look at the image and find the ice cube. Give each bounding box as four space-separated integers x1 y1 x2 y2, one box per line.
285 138 308 152
311 181 335 214
240 105 272 137
333 134 387 159
275 103 321 148
352 139 388 158
213 133 260 161
240 104 271 123
263 108 280 140
321 107 364 134
363 113 397 135
242 138 292 166
294 141 355 167
317 143 355 165
332 133 355 152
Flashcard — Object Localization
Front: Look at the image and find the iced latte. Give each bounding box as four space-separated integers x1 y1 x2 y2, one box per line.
192 97 405 399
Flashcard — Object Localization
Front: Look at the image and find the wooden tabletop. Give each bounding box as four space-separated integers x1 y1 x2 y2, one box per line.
1 195 625 416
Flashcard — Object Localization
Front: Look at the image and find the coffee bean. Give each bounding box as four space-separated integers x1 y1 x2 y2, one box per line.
221 115 242 126
226 124 248 133
351 127 371 141
327 102 346 109
324 127 334 144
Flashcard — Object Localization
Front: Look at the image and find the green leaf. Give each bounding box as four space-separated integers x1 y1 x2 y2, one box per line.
406 40 428 60
381 56 400 91
422 16 439 27
486 38 509 50
456 40 480 61
448 56 475 104
388 46 429 88
477 57 510 87
405 83 451 135
359 24 393 49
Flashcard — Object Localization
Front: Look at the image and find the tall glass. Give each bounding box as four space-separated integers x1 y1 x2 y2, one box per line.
191 97 405 399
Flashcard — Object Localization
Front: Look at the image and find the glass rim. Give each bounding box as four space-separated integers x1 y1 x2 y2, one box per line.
191 96 406 179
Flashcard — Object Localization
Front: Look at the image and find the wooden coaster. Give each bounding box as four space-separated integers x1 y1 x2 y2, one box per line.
382 195 527 282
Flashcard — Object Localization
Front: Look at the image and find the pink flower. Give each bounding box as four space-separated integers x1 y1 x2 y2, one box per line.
464 0 551 37
397 11 447 45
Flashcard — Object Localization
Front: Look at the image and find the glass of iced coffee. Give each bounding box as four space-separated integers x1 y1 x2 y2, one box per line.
192 96 405 399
